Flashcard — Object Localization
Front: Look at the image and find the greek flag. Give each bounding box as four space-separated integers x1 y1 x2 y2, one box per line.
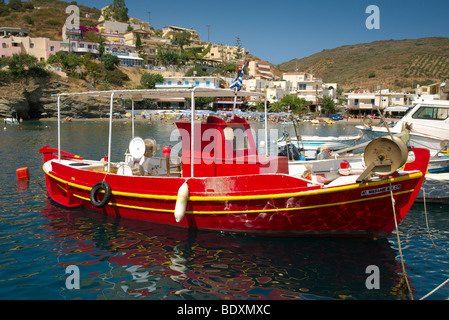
230 64 245 91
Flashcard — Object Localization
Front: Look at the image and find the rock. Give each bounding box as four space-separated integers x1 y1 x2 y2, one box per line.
0 76 126 119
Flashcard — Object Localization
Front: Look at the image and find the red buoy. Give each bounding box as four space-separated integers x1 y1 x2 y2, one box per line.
16 167 30 180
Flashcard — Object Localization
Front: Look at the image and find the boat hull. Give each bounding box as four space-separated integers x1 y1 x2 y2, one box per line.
41 148 430 238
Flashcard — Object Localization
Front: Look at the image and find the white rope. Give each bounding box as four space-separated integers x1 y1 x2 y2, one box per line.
420 277 449 300
389 180 414 300
422 188 437 247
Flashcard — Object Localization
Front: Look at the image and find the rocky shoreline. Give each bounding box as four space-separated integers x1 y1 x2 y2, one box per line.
0 76 127 120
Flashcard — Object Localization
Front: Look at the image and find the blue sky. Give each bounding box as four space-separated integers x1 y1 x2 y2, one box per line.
73 0 449 65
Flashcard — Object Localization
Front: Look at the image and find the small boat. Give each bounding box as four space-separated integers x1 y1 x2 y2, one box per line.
356 100 449 156
40 88 430 238
4 116 19 125
417 172 449 203
277 125 362 159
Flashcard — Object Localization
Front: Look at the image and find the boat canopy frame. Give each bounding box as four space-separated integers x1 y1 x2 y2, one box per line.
53 88 267 177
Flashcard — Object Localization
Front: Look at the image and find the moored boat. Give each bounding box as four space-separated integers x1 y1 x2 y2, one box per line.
356 100 449 156
40 88 430 238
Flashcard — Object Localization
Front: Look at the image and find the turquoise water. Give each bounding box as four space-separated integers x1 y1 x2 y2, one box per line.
1 119 448 300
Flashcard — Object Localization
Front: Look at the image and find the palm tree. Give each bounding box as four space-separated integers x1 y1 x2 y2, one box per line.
321 95 337 116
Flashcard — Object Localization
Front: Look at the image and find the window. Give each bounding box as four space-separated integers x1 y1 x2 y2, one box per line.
298 84 306 90
30 43 34 48
1 43 5 48
412 106 449 120
50 46 54 51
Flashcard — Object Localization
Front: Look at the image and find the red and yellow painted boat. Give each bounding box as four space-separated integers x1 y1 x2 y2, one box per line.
40 89 430 238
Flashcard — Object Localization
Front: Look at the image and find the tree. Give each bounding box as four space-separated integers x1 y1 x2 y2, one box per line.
8 0 21 11
157 49 179 66
321 95 337 115
101 54 120 71
141 73 164 89
235 36 243 60
279 95 310 114
47 51 82 76
7 53 47 78
185 66 209 77
135 33 142 53
112 0 129 22
171 30 191 51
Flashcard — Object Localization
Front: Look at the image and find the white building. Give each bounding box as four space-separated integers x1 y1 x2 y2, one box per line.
344 89 415 114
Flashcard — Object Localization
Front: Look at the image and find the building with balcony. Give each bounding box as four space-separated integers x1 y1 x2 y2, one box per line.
248 60 273 81
203 43 245 64
162 26 204 47
124 29 170 65
344 89 415 115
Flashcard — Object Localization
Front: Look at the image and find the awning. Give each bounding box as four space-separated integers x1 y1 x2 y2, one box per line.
53 88 266 101
385 106 410 112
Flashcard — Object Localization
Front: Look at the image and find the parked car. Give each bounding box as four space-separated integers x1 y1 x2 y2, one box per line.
330 114 341 121
303 113 315 121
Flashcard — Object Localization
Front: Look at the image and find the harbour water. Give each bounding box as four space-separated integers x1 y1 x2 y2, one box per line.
1 119 448 300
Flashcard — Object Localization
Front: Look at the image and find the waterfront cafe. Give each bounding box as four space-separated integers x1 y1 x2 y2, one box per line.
344 90 414 117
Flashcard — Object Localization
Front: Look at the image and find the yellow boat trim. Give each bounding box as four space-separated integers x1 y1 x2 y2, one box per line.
44 164 422 202
72 189 414 215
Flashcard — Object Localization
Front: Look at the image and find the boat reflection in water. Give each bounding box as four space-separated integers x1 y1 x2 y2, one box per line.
42 200 411 300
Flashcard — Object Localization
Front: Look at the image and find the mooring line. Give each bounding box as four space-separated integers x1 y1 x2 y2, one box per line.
390 180 414 300
420 277 449 300
422 188 437 247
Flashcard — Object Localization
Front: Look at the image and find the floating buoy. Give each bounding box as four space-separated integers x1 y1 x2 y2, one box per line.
174 181 189 223
16 167 30 180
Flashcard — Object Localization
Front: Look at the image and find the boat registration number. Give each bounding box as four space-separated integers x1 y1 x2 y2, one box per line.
361 184 401 196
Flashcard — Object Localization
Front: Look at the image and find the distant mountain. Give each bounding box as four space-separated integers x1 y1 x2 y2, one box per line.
277 37 449 91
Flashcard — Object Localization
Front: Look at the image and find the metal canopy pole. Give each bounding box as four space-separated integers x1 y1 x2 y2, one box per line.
107 92 115 173
190 89 195 177
264 97 268 156
131 99 135 138
57 95 61 162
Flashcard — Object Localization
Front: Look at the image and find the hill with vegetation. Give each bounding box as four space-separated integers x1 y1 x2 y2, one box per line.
0 0 101 40
277 37 449 91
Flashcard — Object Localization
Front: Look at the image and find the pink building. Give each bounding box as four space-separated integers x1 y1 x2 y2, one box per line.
0 27 60 61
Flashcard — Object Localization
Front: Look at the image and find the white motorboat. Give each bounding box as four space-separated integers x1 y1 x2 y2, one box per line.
356 100 449 156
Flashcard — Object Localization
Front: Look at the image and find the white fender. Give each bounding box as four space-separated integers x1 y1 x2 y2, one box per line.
174 181 189 223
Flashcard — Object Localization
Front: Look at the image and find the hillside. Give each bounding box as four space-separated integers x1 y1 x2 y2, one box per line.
0 0 101 40
277 37 449 91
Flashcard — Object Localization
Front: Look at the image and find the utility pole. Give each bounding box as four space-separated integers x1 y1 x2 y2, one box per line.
206 25 210 43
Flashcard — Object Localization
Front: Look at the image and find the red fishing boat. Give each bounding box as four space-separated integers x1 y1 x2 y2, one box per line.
40 88 430 238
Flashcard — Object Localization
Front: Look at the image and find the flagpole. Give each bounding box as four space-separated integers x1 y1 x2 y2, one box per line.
232 89 237 119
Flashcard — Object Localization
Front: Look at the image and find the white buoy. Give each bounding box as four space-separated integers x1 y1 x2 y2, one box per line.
174 181 189 223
